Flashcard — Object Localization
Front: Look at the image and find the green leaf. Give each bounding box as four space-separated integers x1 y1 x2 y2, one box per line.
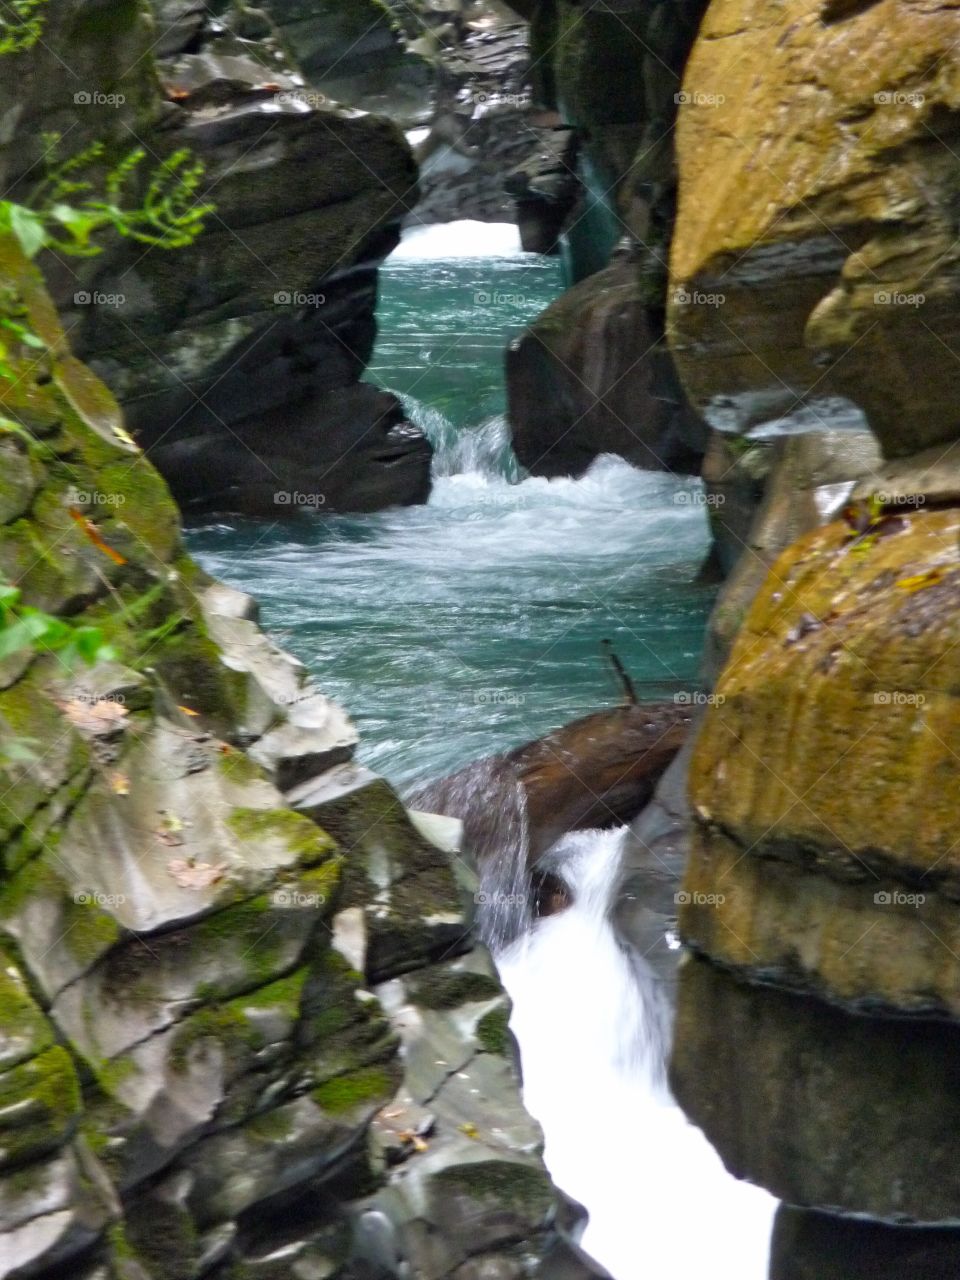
0 614 51 661
7 204 47 258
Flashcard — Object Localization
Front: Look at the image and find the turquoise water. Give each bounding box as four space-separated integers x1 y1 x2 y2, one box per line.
186 223 716 787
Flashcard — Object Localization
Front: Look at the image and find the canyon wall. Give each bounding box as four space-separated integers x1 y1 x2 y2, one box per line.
664 0 960 1271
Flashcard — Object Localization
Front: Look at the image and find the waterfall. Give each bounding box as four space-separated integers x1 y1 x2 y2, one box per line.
487 827 777 1279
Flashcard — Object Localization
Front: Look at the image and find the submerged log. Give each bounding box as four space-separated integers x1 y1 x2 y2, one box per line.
410 701 692 869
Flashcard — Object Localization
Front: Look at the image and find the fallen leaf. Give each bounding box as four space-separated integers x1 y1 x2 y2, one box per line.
108 771 130 795
896 568 945 593
458 1122 479 1140
177 704 200 717
59 696 128 735
167 859 228 889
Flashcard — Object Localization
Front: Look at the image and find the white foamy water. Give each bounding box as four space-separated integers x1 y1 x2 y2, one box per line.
392 219 524 260
496 829 778 1279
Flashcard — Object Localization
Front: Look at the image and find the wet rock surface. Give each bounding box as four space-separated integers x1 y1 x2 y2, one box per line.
668 0 960 453
0 0 432 521
507 251 706 477
0 240 587 1280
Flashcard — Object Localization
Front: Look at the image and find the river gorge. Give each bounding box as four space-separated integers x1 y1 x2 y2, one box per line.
2 1 960 1279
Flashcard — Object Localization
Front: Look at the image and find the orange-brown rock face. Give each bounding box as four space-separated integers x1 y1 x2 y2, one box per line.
668 0 960 455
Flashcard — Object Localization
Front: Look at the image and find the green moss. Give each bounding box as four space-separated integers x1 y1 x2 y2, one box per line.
476 1006 511 1056
311 1065 393 1115
228 806 337 865
433 1160 553 1216
63 899 121 968
406 970 502 1011
169 1003 264 1073
92 1053 136 1098
239 965 308 1014
0 950 52 1065
217 748 267 785
244 1104 297 1142
0 1044 81 1166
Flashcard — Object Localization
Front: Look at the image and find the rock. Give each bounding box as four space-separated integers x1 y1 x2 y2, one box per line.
504 127 579 255
507 249 706 477
668 0 960 453
671 953 960 1222
702 427 882 676
414 701 692 866
0 1 432 521
670 502 960 1220
770 1204 960 1280
257 0 432 123
289 770 469 983
0 238 574 1280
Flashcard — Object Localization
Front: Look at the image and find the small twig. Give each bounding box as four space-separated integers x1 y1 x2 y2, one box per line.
601 638 638 706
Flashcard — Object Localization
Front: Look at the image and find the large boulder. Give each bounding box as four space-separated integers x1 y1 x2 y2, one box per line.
673 501 960 1219
507 251 705 477
0 0 431 520
668 0 960 454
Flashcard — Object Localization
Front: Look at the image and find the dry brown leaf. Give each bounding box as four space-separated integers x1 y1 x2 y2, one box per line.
167 859 228 889
59 697 129 735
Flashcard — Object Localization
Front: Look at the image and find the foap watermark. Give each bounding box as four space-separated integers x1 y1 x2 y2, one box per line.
474 289 526 306
75 890 126 908
74 692 126 707
874 491 926 509
673 287 725 308
874 890 925 907
274 491 326 509
272 888 326 908
674 890 726 906
874 90 925 108
475 690 525 706
874 691 926 707
74 290 125 308
471 88 530 108
274 290 326 308
74 90 126 107
66 487 126 508
675 90 725 107
474 891 528 906
674 490 725 508
674 691 725 707
874 290 925 307
275 89 328 108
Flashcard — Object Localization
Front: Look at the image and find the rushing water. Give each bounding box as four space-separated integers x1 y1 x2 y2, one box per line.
188 222 715 785
497 828 777 1280
187 221 776 1278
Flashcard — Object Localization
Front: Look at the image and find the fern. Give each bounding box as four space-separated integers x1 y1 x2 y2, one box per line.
0 0 47 54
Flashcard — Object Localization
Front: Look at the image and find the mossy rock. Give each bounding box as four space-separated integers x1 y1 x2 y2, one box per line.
406 970 503 1011
311 1063 396 1115
0 1044 81 1169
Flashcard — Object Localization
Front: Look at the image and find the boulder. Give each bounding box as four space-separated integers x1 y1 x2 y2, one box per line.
673 503 960 1219
668 0 960 454
507 252 706 477
0 0 431 521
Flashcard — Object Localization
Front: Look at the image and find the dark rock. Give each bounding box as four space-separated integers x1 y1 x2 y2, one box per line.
507 253 706 477
505 127 579 254
671 954 960 1222
770 1205 960 1280
1 1 432 522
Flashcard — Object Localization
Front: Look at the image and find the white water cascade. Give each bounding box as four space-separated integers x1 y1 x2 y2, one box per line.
495 828 778 1279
